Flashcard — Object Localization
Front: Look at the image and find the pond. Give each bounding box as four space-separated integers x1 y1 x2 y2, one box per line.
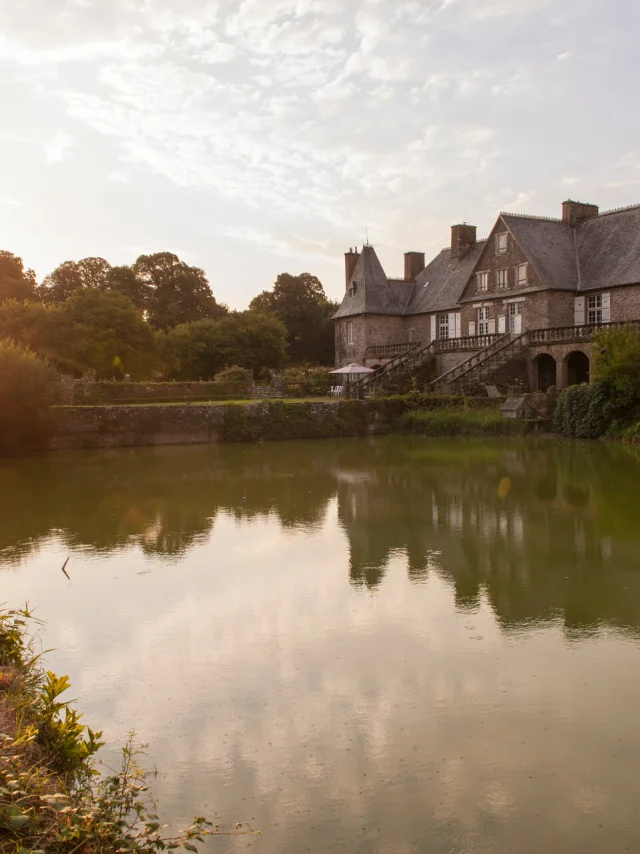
2 437 640 853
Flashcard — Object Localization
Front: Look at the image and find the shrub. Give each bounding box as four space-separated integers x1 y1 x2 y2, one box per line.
0 607 255 852
212 365 252 396
0 339 61 453
394 408 525 437
283 366 332 397
551 382 615 438
593 325 640 412
397 391 502 411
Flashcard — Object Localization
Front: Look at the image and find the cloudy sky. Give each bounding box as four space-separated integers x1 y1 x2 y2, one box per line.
1 0 638 308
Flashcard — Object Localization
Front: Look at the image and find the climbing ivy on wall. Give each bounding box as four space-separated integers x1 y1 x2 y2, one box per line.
551 383 615 438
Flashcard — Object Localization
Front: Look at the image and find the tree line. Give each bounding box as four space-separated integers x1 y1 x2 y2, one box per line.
0 250 338 379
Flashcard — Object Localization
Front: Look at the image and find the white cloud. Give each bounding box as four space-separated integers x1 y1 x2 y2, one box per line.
44 129 74 163
0 0 638 307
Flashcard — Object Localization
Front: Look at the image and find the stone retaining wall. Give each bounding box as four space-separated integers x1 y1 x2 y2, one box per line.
50 400 407 451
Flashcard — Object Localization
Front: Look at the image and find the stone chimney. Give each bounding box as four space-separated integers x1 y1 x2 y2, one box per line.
450 223 477 258
404 251 425 281
344 247 360 289
562 200 599 228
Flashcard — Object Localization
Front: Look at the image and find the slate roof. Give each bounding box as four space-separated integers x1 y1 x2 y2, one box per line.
500 214 577 291
406 241 487 313
576 205 640 290
333 245 410 318
333 204 640 319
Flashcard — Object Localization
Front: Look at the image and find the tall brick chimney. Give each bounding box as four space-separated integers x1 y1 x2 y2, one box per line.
344 247 360 288
450 223 477 258
404 251 425 281
562 200 599 228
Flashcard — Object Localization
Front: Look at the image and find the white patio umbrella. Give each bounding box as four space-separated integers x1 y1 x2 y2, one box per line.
329 363 375 390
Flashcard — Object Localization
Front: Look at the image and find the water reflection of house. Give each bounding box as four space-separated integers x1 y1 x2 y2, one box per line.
334 443 640 636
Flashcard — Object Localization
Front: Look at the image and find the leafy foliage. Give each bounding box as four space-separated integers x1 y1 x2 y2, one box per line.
593 325 640 413
250 272 337 365
282 366 332 397
134 252 227 330
394 407 525 436
0 339 61 453
0 252 37 304
160 312 287 380
0 607 257 852
551 382 615 438
0 292 157 379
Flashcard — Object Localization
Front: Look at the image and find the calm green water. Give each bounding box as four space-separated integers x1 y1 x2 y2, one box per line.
2 437 640 853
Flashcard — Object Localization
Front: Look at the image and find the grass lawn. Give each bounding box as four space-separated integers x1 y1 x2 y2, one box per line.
60 397 338 408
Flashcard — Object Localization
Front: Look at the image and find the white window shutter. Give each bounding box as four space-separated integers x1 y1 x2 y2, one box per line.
488 318 496 335
448 313 456 338
455 312 461 338
430 315 436 342
469 321 476 336
498 315 506 334
601 292 611 322
575 296 585 325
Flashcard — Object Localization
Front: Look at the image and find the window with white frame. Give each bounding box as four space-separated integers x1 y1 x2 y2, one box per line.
496 233 508 254
516 263 528 287
496 269 508 289
347 320 354 345
508 301 523 333
587 293 611 325
477 306 489 335
438 314 449 339
476 271 489 292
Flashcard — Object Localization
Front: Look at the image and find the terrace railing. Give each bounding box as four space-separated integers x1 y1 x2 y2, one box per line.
365 341 417 359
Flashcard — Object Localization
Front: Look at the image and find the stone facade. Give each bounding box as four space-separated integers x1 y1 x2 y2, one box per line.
334 198 640 391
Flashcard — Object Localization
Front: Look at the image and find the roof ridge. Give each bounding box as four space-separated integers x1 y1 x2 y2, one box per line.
501 211 563 222
439 238 488 251
597 203 640 217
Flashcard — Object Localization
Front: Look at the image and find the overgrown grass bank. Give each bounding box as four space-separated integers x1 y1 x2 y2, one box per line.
0 607 254 852
394 407 526 437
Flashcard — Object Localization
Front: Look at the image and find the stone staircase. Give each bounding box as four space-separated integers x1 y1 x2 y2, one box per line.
349 340 437 396
427 332 528 393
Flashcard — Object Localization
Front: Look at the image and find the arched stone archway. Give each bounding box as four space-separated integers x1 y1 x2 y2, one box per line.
535 353 557 392
566 351 590 386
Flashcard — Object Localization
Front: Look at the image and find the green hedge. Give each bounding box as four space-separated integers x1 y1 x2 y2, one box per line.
551 383 615 438
390 391 504 410
218 399 406 443
394 408 525 437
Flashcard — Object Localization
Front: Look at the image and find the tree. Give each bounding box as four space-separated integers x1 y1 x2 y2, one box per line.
0 299 63 359
0 292 157 379
214 311 288 375
593 325 640 412
161 312 287 380
108 265 147 311
250 272 336 364
133 252 227 329
40 258 109 304
58 290 157 378
159 319 224 380
0 251 37 303
0 340 60 453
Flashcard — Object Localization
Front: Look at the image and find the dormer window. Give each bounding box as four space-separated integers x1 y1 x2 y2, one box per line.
516 264 528 287
476 271 489 292
348 281 358 296
496 233 508 255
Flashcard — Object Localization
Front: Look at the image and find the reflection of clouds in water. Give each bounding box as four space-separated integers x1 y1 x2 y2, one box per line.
3 440 640 851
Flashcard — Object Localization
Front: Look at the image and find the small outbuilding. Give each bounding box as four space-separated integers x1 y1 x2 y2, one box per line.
500 395 533 420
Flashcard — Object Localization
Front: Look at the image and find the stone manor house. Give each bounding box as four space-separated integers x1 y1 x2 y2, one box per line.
333 199 640 393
